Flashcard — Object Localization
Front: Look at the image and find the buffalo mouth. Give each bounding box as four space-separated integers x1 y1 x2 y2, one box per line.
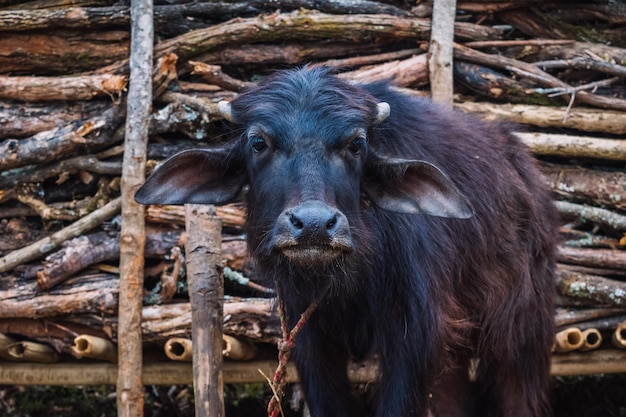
280 243 352 267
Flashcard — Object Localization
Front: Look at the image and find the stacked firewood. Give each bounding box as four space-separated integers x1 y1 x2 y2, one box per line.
1 0 625 367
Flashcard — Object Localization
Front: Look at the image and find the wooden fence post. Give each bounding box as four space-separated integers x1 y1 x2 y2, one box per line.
185 204 225 417
429 0 457 107
117 0 153 416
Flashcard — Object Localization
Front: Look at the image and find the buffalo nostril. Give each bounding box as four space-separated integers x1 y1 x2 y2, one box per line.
289 213 304 230
326 214 337 230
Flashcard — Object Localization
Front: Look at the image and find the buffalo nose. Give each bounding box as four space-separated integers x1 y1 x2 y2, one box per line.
285 201 346 243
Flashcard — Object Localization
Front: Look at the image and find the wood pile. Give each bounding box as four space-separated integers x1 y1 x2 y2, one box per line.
1 0 626 373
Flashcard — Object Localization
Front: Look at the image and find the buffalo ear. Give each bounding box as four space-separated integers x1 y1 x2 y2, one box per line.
135 149 245 205
363 158 473 219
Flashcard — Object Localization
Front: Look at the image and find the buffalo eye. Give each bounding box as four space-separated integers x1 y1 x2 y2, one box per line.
348 137 365 155
251 137 268 153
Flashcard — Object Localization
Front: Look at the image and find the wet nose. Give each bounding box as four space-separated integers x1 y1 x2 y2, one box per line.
283 201 347 243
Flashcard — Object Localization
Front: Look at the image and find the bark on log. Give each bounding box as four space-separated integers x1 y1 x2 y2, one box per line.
0 30 130 74
185 204 225 417
516 132 626 162
559 247 626 271
117 2 153 415
556 268 626 307
556 201 626 233
455 101 626 135
0 74 127 102
541 165 626 212
428 0 457 107
555 307 626 327
0 197 121 273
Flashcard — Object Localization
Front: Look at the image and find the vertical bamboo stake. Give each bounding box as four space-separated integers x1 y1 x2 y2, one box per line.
117 0 153 416
185 204 225 417
429 0 457 107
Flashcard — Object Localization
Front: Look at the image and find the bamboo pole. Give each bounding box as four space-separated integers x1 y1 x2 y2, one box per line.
72 335 117 362
554 327 584 353
185 204 225 417
7 341 59 363
117 0 153 416
579 328 603 352
164 338 193 362
612 322 626 349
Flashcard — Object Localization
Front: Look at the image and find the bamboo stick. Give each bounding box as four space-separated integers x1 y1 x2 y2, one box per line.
164 338 193 362
7 341 59 363
612 322 626 349
579 328 603 352
222 335 258 361
72 335 117 362
554 327 584 353
0 332 16 360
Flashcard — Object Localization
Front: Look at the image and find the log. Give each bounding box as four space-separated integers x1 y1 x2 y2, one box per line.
0 197 121 273
428 0 457 106
0 100 111 140
554 307 626 327
0 106 125 172
0 30 129 74
542 164 626 212
516 132 626 162
454 42 626 111
185 204 225 417
455 101 626 135
145 204 245 229
559 247 626 271
0 74 127 102
556 268 626 307
342 53 429 87
117 1 153 415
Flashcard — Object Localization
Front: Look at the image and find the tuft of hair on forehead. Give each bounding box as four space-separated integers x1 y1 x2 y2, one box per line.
230 65 379 126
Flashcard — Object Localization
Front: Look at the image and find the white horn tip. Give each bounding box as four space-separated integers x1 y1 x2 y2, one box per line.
217 100 234 122
375 102 390 123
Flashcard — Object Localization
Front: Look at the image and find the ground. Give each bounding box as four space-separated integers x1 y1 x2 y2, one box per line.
1 375 626 416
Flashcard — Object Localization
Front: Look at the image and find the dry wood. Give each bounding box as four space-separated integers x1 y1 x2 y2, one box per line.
0 197 121 273
542 165 626 212
553 327 584 353
190 62 254 92
342 54 429 87
0 74 127 102
456 101 626 135
555 307 626 327
0 100 111 140
569 315 626 332
428 0 457 107
559 247 626 271
0 332 16 360
0 106 125 172
145 204 245 229
0 30 129 74
185 204 225 417
222 335 258 361
164 337 193 361
323 48 424 70
516 132 626 162
551 349 626 375
556 201 626 233
579 328 603 352
72 334 117 362
613 323 626 349
453 42 626 111
117 2 153 416
7 341 59 363
556 267 626 307
0 272 119 319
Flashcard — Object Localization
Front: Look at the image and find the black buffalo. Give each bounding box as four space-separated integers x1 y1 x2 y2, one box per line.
135 66 558 417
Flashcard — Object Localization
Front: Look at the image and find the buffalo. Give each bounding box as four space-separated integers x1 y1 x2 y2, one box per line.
135 66 558 417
